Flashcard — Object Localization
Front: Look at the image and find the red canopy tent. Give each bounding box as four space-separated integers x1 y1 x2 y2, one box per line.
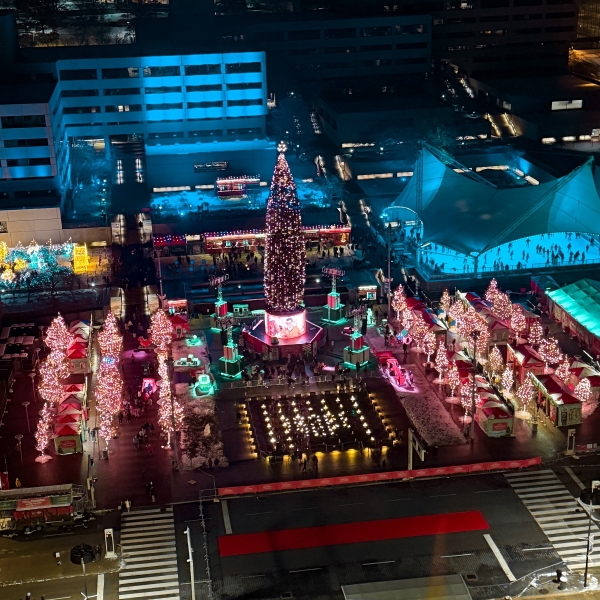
63 383 84 393
55 424 79 436
56 413 81 423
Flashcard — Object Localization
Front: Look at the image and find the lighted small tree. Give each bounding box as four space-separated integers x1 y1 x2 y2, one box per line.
392 285 407 320
510 308 527 341
484 278 499 304
516 374 535 409
402 309 413 332
447 362 461 397
492 291 513 321
501 365 514 395
538 337 562 372
410 312 428 349
45 313 74 352
555 357 571 383
435 342 449 378
151 309 174 352
488 345 504 379
460 376 478 422
528 321 543 347
440 289 452 314
574 378 592 403
423 331 436 364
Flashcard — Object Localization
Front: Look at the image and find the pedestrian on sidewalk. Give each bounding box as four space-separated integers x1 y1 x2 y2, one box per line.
95 545 102 561
133 434 140 450
15 477 21 488
147 443 154 455
118 411 123 425
124 499 131 513
302 459 307 472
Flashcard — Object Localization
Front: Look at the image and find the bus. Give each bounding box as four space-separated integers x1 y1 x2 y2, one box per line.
0 484 88 535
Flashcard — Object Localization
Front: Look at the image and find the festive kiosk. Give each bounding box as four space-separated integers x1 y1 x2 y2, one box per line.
209 274 233 330
322 266 345 324
243 154 323 359
343 310 370 368
219 326 243 378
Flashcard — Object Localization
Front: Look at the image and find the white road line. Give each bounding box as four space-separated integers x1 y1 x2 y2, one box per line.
386 498 411 502
441 553 474 558
245 511 273 516
289 567 323 573
97 573 104 600
340 502 366 506
431 494 456 497
222 499 233 535
565 466 586 490
522 547 552 552
484 534 516 582
475 489 504 493
363 560 395 565
120 567 178 577
293 506 319 511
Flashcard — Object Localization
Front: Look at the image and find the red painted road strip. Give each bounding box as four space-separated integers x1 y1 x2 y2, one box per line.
218 510 489 557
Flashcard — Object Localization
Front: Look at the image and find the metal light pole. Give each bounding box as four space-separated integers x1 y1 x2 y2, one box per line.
14 434 23 466
28 372 36 401
469 330 481 443
156 249 163 297
580 487 600 587
22 402 30 433
386 225 392 318
185 527 196 600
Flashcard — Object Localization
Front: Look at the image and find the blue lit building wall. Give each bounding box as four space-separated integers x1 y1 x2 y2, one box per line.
0 51 267 206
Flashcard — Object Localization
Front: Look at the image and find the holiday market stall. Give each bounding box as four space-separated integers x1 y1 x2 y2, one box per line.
54 381 87 455
476 400 514 437
533 373 582 427
507 343 545 384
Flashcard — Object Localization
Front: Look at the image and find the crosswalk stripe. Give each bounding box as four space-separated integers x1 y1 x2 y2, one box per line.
118 507 180 600
506 470 600 572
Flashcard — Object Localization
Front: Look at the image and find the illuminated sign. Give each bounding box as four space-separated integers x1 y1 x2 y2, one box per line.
73 245 88 274
264 311 306 340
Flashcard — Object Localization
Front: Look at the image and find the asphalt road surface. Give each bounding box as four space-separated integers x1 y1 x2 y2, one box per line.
173 472 563 600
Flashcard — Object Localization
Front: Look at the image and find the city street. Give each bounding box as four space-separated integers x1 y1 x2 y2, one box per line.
172 468 594 599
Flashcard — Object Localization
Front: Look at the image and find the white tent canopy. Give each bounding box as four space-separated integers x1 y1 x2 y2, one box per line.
390 148 600 256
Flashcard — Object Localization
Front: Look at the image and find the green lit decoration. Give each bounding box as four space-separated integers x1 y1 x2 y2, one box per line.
343 306 370 369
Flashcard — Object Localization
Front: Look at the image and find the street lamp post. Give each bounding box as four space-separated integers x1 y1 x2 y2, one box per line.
580 487 600 587
185 527 196 600
14 434 23 465
469 330 481 443
28 372 36 401
22 402 30 433
385 225 392 319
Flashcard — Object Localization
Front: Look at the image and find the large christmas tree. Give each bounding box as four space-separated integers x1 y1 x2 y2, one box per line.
264 154 306 314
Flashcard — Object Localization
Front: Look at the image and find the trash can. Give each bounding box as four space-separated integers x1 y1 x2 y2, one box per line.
102 449 109 460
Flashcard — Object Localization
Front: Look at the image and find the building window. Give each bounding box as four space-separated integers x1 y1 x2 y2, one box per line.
324 28 356 39
294 48 320 55
61 89 99 98
358 59 393 67
324 61 353 69
3 138 49 148
59 69 97 81
396 56 428 64
225 62 262 74
551 100 582 110
360 44 392 51
324 46 356 54
146 103 183 110
62 106 101 114
105 105 143 112
193 161 228 172
188 84 223 92
103 88 141 96
288 29 320 41
227 128 261 135
226 99 262 107
545 25 574 33
396 41 428 49
512 14 541 21
1 115 46 128
149 132 185 139
187 101 224 108
361 26 392 37
253 31 285 41
188 130 222 137
145 86 182 94
143 66 181 77
396 24 427 35
14 189 56 198
513 0 542 5
516 28 541 34
185 64 221 75
7 158 51 167
102 67 139 79
226 82 262 90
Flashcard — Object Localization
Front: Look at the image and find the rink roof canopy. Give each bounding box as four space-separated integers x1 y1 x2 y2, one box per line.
547 279 600 339
391 148 600 256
